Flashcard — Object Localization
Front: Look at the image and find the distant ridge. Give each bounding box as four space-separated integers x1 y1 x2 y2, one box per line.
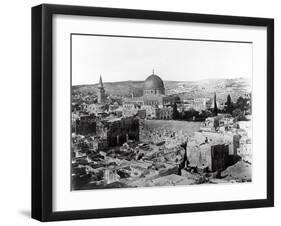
72 77 251 101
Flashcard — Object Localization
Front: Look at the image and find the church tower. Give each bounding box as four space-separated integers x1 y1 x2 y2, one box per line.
97 75 105 104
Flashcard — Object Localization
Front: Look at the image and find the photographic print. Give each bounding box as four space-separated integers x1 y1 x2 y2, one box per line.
71 34 252 190
32 4 274 221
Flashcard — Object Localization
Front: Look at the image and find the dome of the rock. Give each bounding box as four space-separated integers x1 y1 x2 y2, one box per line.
144 73 165 95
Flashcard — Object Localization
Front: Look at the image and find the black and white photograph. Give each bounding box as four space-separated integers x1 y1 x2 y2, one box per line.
29 3 274 222
71 34 252 190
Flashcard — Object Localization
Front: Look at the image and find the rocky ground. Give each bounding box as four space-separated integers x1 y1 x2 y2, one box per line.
72 121 252 190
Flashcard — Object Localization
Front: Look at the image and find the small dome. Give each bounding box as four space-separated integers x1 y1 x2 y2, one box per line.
144 74 164 91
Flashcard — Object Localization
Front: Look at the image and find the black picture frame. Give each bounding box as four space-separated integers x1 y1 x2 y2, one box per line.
32 4 274 222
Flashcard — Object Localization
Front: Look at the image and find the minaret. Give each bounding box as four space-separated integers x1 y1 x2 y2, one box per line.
97 75 105 104
213 92 218 116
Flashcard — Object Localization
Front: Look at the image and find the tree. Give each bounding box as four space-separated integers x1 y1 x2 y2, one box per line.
172 103 180 120
236 96 250 113
232 108 247 121
232 108 242 117
198 110 213 120
225 94 234 114
182 109 199 121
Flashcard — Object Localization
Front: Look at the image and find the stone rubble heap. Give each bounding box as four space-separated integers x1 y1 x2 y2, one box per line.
72 119 252 189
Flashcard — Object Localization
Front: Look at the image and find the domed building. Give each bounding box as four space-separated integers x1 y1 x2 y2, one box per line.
143 72 165 95
122 70 179 119
143 71 166 106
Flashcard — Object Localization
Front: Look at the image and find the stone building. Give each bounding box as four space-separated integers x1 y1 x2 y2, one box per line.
122 70 178 119
102 116 140 147
185 130 243 172
200 115 236 132
87 103 104 115
136 109 146 119
143 70 165 96
123 72 167 107
76 115 96 135
142 71 179 107
155 107 173 120
187 142 229 172
141 105 157 119
122 103 141 117
163 95 181 106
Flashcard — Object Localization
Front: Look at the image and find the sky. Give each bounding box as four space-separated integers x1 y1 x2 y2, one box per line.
71 34 252 85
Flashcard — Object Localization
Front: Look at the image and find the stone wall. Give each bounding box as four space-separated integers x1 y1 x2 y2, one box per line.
76 115 96 135
106 117 140 147
187 143 229 172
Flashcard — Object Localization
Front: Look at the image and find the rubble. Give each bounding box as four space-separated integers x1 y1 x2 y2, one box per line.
72 115 252 190
221 161 252 182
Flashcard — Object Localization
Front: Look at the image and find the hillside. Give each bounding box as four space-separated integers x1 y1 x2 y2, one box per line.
72 77 251 102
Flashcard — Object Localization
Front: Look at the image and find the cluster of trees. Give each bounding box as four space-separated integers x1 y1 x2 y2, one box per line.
224 94 251 121
172 94 251 122
172 103 213 121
